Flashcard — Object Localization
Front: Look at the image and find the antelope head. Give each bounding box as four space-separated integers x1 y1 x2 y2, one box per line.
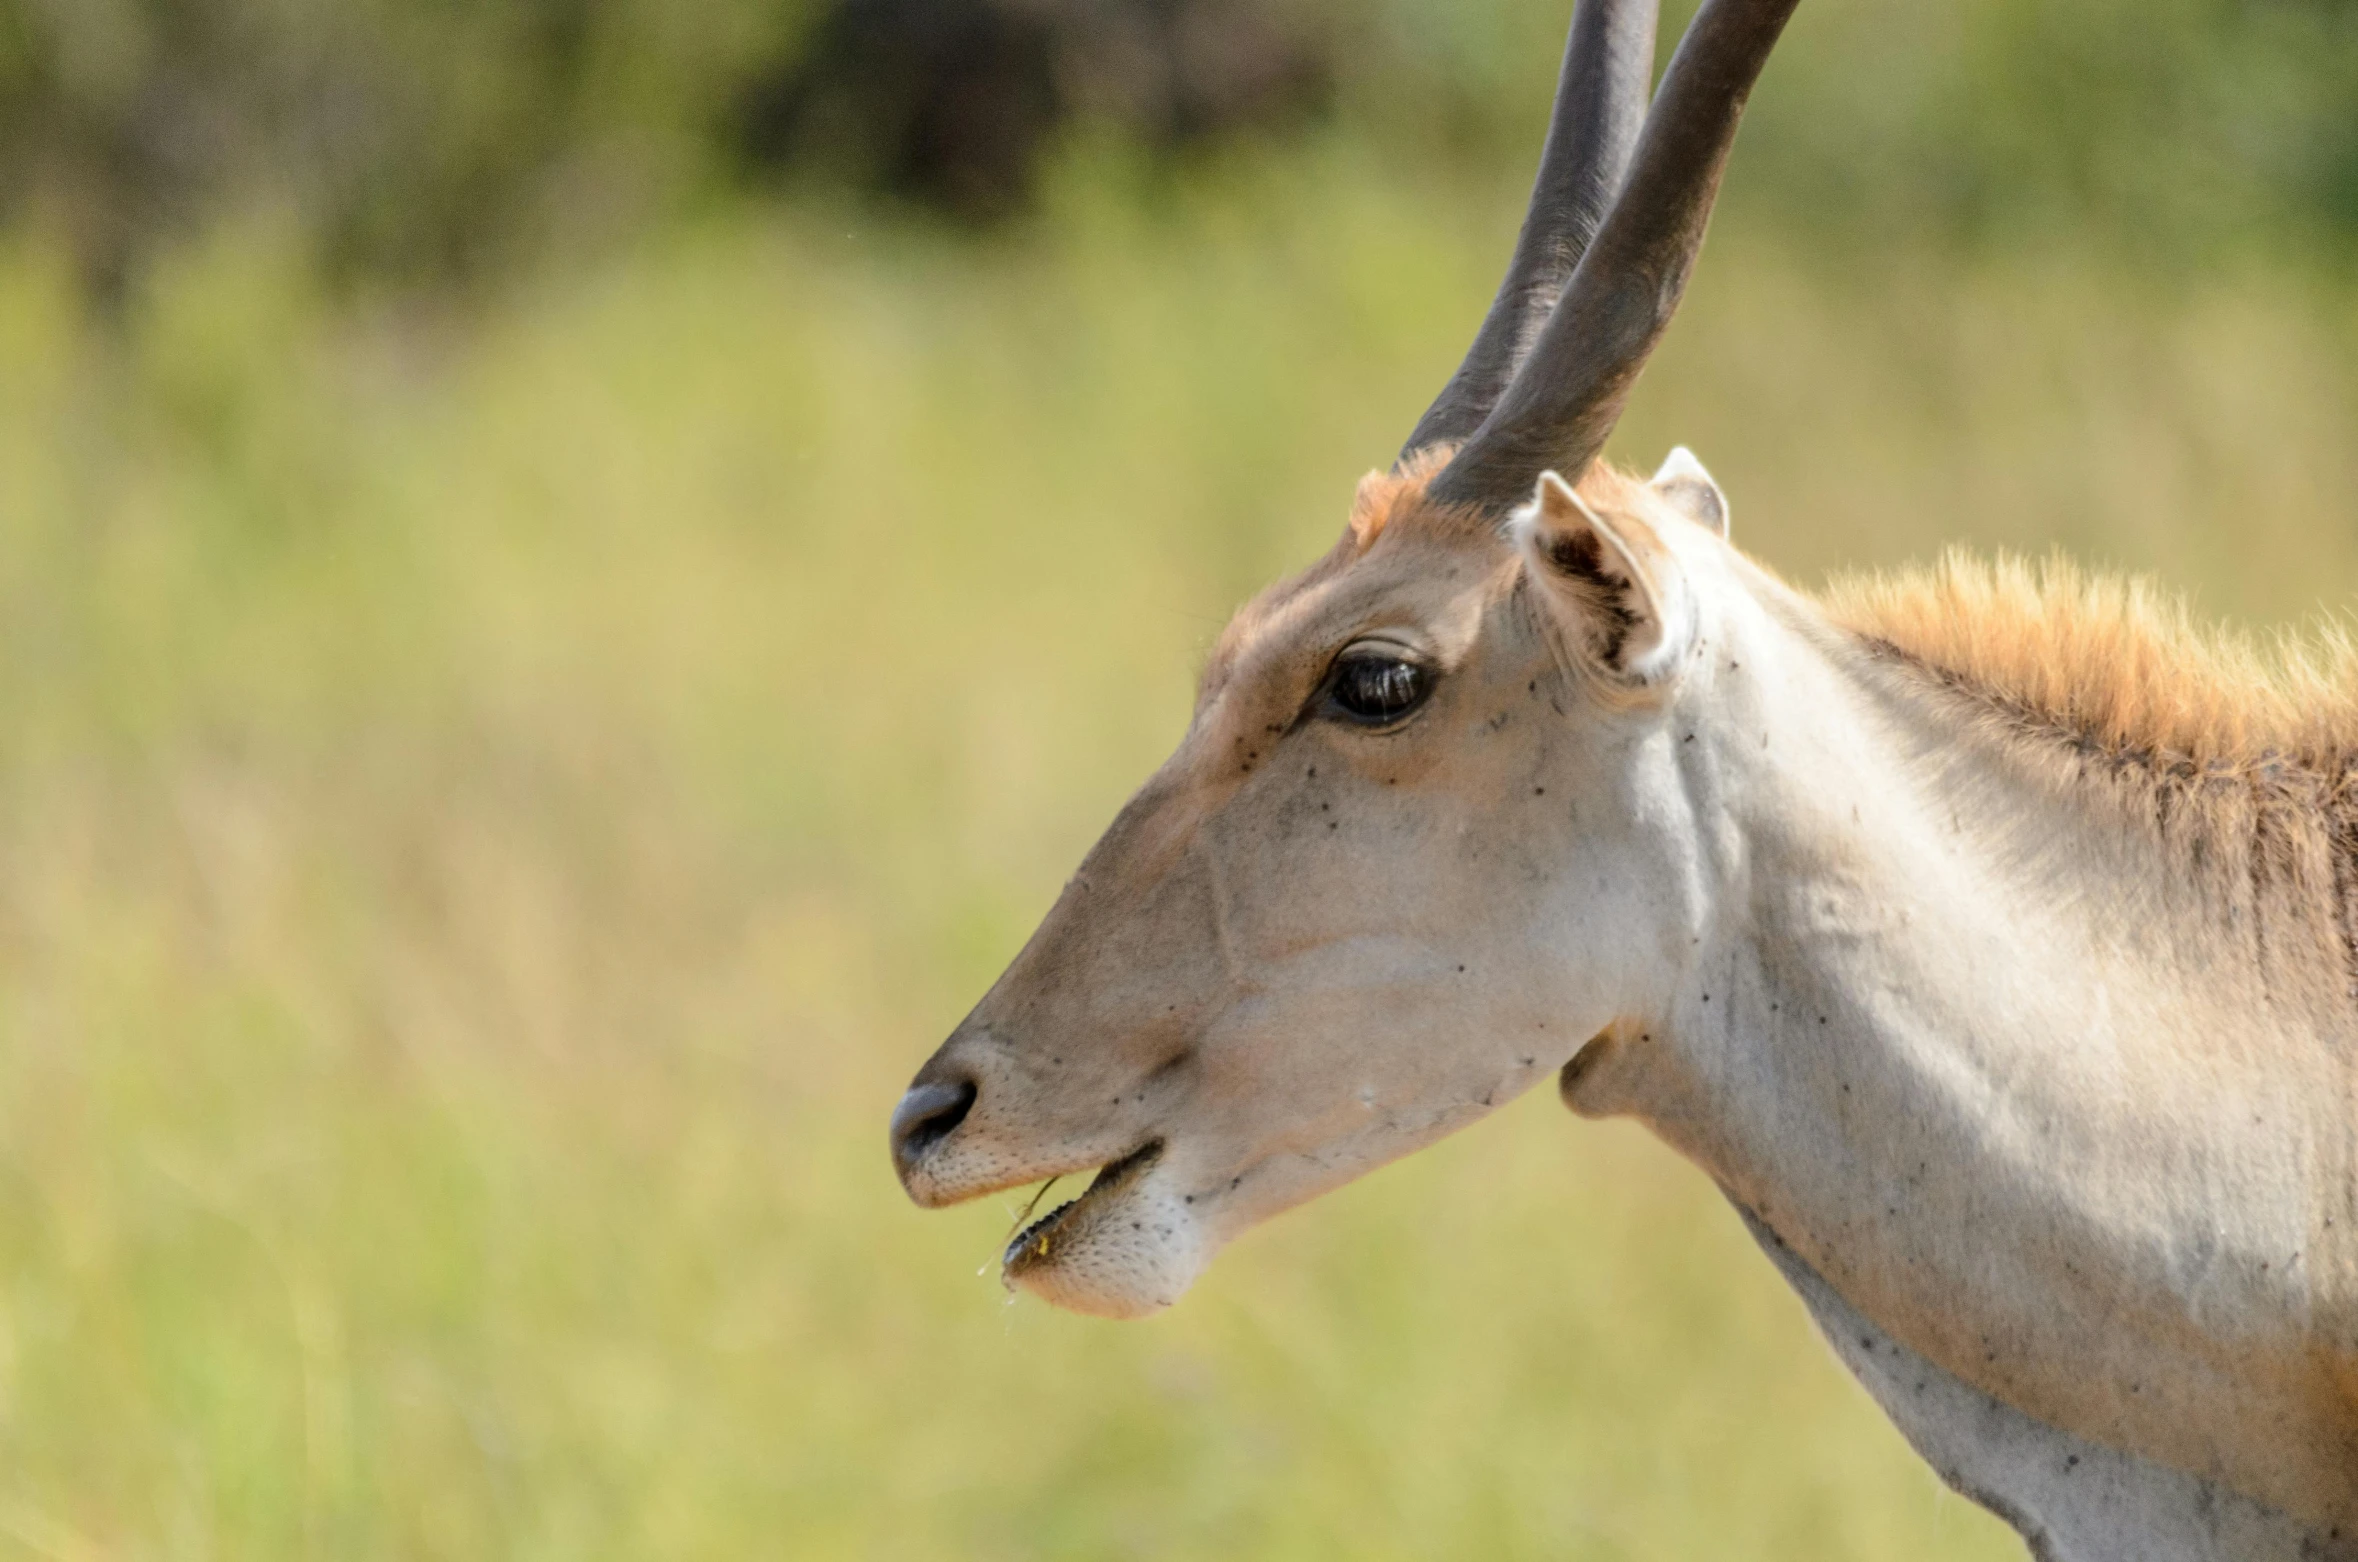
891 0 1801 1318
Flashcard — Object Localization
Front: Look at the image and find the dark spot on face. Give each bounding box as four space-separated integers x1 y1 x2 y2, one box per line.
1534 787 1545 795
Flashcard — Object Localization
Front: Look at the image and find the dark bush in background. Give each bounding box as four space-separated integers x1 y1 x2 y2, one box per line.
739 0 1334 222
1 0 2354 300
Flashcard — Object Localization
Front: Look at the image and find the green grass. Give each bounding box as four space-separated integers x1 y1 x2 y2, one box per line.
0 143 2355 1559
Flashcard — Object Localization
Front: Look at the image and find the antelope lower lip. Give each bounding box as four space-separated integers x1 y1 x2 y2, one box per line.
1002 1139 1163 1274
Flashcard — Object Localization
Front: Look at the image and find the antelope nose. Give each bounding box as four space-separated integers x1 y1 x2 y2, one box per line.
890 1076 977 1186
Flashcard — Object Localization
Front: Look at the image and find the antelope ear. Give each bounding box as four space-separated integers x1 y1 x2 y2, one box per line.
1650 446 1728 538
1513 470 1698 685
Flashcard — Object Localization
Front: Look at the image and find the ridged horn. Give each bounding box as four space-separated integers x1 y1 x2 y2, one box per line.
1400 0 1659 459
1427 0 1804 512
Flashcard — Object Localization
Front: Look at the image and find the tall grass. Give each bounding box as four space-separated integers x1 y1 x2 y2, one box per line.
0 143 2354 1558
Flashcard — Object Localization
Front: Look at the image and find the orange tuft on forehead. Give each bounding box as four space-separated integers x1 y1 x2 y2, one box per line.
1349 447 1652 553
1347 446 1459 549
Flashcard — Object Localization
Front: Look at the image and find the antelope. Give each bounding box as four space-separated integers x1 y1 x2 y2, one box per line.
885 1 2358 1554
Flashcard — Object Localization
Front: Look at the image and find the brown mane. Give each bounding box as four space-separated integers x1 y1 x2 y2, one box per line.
1817 552 2358 774
1817 552 2358 1005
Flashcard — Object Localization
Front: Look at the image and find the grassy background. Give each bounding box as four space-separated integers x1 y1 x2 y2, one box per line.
1 133 2357 1558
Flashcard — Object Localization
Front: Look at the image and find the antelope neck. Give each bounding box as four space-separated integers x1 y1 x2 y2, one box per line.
1562 572 2358 1536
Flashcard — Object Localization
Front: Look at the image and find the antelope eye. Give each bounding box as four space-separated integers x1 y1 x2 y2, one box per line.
1323 650 1433 726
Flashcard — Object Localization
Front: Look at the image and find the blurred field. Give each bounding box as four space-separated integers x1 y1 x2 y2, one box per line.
0 140 2356 1559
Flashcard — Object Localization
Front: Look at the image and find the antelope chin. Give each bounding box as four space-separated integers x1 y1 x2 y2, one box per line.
1000 1141 1207 1318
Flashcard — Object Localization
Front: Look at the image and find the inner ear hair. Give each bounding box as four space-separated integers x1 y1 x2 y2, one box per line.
1543 514 1623 587
1521 476 1658 671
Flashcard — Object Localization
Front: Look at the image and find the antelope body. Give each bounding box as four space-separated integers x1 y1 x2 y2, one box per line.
887 3 2358 1555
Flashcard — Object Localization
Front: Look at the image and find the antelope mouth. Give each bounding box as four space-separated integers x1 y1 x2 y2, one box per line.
1001 1139 1164 1279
